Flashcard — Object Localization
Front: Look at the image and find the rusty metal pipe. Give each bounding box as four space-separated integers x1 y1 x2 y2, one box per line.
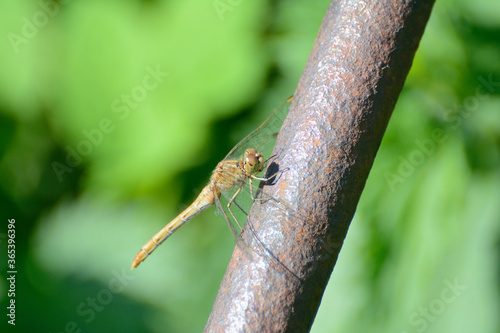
205 0 435 331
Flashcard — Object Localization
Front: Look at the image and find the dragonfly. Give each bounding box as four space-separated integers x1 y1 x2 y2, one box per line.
131 96 293 269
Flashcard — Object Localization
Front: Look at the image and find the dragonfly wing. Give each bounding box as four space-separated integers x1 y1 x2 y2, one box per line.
218 173 272 227
213 185 241 242
218 168 302 280
223 96 293 163
214 96 293 237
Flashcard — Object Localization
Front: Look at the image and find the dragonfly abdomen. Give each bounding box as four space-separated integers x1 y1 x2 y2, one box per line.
131 185 216 269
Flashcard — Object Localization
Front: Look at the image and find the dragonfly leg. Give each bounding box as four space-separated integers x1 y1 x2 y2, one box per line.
250 166 289 183
227 183 245 231
249 166 289 199
249 178 258 201
248 177 274 203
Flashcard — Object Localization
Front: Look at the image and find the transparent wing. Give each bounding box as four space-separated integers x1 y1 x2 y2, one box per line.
219 96 293 229
213 185 241 242
216 161 301 280
219 178 254 229
213 96 303 278
215 173 274 243
223 96 293 163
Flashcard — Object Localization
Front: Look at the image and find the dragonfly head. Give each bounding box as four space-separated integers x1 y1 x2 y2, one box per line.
244 148 265 175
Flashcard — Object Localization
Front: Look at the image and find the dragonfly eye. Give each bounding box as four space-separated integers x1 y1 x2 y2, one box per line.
246 152 258 167
244 148 265 173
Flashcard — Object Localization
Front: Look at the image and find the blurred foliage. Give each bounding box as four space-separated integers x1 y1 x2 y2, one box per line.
0 0 498 332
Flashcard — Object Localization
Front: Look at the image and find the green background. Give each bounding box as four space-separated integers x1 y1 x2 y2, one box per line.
0 0 499 332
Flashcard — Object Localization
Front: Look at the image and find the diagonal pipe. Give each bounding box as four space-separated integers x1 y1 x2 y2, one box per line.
206 0 436 332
